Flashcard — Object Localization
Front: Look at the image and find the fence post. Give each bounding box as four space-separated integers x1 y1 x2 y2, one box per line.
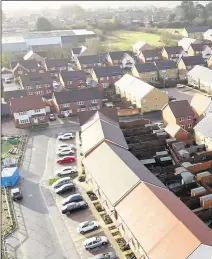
4 187 13 226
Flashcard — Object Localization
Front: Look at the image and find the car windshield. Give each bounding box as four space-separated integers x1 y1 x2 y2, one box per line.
96 237 101 242
83 222 89 227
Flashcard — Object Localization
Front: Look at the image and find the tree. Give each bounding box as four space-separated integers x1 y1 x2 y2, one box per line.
85 38 103 55
207 16 212 26
180 1 197 22
192 17 205 26
36 17 53 31
168 13 176 23
59 4 85 18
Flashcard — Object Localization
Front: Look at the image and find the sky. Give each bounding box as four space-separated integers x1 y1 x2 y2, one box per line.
2 1 185 11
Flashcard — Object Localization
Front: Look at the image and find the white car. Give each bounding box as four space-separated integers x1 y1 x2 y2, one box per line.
57 133 74 140
83 236 108 250
77 221 99 234
57 148 75 156
176 84 185 88
57 166 77 177
58 144 76 151
5 77 12 83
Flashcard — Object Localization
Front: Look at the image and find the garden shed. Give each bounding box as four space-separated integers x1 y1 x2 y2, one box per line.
1 167 20 187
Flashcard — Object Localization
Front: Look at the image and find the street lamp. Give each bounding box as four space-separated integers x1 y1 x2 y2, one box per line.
162 75 168 89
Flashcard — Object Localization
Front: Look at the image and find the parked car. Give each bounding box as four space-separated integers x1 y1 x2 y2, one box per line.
169 96 176 101
61 201 88 214
61 193 82 206
57 148 75 156
57 166 77 177
84 236 108 250
55 183 76 194
11 188 23 201
52 177 72 189
77 220 99 234
176 84 186 88
49 114 56 121
57 133 74 140
5 77 12 84
92 252 117 259
57 156 76 164
58 144 76 151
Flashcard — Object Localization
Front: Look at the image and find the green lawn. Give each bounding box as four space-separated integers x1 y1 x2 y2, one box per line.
159 28 183 34
2 142 13 159
101 29 182 51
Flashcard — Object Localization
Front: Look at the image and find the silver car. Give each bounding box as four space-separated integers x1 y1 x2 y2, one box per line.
92 252 117 259
83 236 108 250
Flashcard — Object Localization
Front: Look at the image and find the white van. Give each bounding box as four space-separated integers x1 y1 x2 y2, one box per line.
52 177 72 189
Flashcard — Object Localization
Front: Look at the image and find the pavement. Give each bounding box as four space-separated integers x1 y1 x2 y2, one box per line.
5 123 80 259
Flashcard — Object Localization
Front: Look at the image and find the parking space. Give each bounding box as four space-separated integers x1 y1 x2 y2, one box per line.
2 73 22 92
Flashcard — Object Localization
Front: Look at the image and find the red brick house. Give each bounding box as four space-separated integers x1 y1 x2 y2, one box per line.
53 88 103 117
165 123 189 141
19 72 54 97
10 60 44 78
59 70 87 89
162 100 195 131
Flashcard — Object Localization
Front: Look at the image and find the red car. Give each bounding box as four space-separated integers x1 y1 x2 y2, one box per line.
57 156 76 164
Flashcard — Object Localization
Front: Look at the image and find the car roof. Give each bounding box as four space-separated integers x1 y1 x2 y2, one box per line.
11 188 20 193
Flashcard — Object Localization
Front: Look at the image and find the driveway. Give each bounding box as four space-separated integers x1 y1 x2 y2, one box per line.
5 125 80 259
2 73 21 91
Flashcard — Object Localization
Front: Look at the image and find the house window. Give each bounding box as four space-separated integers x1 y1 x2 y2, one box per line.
46 90 52 93
187 116 191 120
19 111 27 115
45 84 50 87
188 124 192 128
20 119 29 124
68 81 72 85
102 83 109 88
28 92 33 95
78 80 84 83
36 91 44 95
26 86 32 89
91 99 98 104
60 67 66 71
50 67 55 71
63 103 69 107
77 101 84 105
39 116 45 120
35 109 40 113
181 125 186 129
100 77 104 81
179 117 184 122
112 76 116 79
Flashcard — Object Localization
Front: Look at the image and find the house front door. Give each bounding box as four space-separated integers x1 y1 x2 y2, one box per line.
33 117 38 124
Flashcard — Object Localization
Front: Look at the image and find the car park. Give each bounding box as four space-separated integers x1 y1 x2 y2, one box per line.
55 183 76 194
61 201 88 214
56 166 77 177
77 220 99 234
57 156 76 164
61 193 82 206
57 148 75 156
83 236 108 250
92 252 117 259
58 144 76 151
57 133 75 140
11 188 23 201
49 114 56 121
52 177 72 189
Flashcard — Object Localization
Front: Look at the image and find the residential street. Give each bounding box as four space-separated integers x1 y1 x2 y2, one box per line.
5 124 80 259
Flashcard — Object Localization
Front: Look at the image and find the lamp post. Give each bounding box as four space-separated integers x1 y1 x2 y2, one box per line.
162 75 168 89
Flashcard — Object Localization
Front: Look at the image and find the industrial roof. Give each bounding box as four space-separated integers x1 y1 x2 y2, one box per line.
2 36 25 44
25 37 62 46
194 114 212 139
81 118 128 154
83 142 167 206
116 183 212 259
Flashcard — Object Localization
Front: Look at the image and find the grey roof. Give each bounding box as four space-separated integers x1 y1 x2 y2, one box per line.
77 54 107 64
93 66 123 77
81 118 128 154
194 114 212 139
1 102 10 115
20 72 53 88
164 46 183 54
109 51 133 60
141 49 162 58
190 43 204 51
154 60 177 70
10 60 39 70
45 58 69 68
166 100 194 118
180 56 205 66
83 142 167 206
72 47 82 55
188 244 212 259
53 88 102 104
185 26 211 33
60 70 86 81
134 63 157 73
3 89 27 102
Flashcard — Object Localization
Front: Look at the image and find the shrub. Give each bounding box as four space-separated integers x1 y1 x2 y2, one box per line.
126 253 137 259
48 178 60 185
108 225 116 231
78 175 86 182
112 231 120 236
102 214 113 224
94 202 105 212
87 191 98 201
116 238 130 251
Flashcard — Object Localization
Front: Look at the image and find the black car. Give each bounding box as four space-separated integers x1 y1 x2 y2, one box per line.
61 201 88 214
169 96 176 101
11 188 23 201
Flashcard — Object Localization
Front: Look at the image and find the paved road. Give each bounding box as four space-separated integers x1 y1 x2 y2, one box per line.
5 124 80 259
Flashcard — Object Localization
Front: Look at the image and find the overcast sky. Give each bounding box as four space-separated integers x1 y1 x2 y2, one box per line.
2 1 187 11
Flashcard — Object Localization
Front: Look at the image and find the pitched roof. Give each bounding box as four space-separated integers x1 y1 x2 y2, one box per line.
20 72 53 88
10 60 39 70
60 70 86 81
81 118 128 154
133 41 148 50
178 37 197 51
190 93 212 116
116 183 212 259
154 60 177 70
79 107 118 126
190 43 204 51
10 96 45 113
185 26 211 33
194 114 212 139
165 124 186 137
109 51 133 60
188 65 212 83
1 102 10 115
81 110 119 131
134 63 157 73
72 47 82 55
44 58 69 68
83 142 167 205
77 54 107 64
3 89 27 102
180 56 205 66
166 100 194 118
164 46 183 54
93 66 123 77
53 88 102 104
140 49 161 58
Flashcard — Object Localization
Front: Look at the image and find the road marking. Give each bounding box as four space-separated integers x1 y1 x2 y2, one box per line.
56 116 65 125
